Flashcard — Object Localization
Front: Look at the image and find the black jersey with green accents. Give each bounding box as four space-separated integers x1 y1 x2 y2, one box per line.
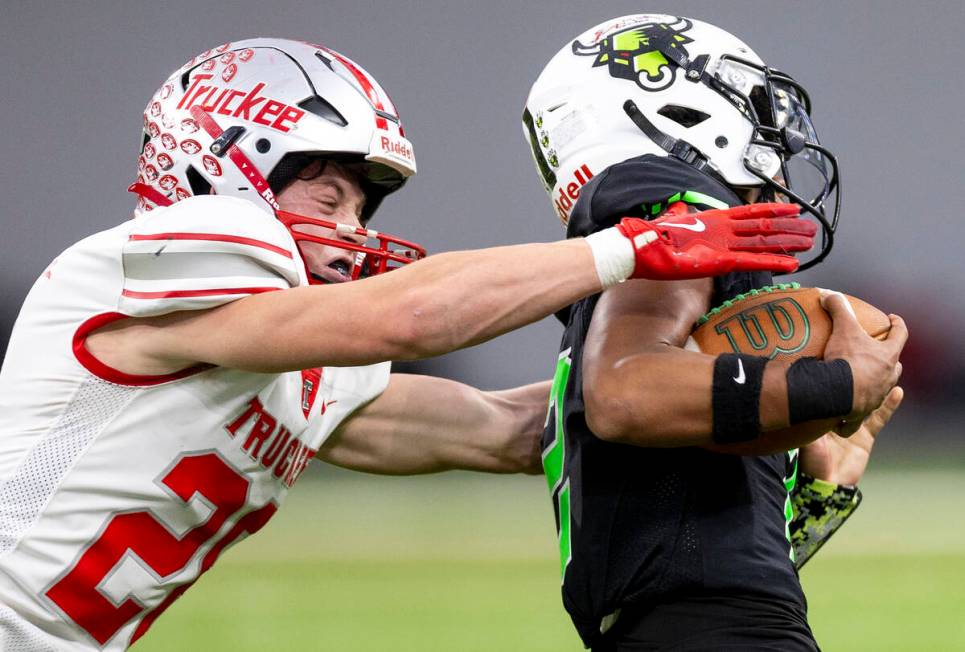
544 155 806 648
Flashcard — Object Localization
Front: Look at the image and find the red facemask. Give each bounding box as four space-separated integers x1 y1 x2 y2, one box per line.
275 210 425 282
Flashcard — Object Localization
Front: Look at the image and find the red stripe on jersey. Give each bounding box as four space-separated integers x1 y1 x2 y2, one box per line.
121 287 280 299
128 232 293 258
73 312 212 386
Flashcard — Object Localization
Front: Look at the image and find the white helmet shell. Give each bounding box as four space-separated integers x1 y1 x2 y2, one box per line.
524 15 779 226
135 38 415 219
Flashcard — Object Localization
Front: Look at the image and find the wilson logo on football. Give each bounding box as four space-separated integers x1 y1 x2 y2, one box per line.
712 297 810 359
380 136 413 163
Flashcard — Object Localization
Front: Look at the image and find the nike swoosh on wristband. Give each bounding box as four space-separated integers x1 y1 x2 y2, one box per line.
662 219 706 233
734 358 746 384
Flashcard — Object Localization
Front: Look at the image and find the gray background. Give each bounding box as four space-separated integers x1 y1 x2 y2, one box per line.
2 0 963 459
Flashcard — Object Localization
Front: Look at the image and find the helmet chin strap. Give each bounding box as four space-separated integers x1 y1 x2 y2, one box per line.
130 108 282 214
623 100 711 173
190 106 281 212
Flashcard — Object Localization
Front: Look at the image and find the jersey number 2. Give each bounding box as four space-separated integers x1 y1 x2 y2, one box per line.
45 452 277 646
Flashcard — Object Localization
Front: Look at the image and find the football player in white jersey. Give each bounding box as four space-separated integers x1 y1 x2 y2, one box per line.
0 38 818 650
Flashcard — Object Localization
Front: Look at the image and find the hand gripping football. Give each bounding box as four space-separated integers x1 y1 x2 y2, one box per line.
691 283 890 360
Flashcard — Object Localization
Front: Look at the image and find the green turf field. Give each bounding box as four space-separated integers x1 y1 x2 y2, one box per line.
135 467 965 651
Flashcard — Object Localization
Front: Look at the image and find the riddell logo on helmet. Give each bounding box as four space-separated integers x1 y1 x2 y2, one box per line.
379 135 413 163
176 74 305 134
554 164 594 222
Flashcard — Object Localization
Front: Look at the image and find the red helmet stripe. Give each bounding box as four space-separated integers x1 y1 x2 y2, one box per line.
190 106 281 211
316 46 394 130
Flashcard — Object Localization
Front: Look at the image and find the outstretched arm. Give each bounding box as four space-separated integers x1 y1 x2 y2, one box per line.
87 205 812 376
316 374 549 475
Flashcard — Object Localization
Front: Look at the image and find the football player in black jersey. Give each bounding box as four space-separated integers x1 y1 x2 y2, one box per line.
522 15 907 651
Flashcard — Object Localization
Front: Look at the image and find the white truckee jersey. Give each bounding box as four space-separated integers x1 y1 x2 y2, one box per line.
0 196 389 650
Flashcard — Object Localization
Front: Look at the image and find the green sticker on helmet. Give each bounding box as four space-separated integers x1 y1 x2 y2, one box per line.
572 17 694 91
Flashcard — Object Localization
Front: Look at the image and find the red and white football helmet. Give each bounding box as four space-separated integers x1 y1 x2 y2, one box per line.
132 38 425 280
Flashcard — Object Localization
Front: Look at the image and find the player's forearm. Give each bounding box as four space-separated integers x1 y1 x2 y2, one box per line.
364 241 601 361
318 375 548 476
410 380 549 475
586 349 793 447
197 239 600 372
398 380 550 475
484 380 551 474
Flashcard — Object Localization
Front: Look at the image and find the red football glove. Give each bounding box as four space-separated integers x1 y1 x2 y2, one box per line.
618 202 816 280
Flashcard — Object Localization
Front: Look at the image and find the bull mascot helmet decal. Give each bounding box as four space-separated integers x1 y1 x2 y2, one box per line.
524 15 841 271
572 17 694 92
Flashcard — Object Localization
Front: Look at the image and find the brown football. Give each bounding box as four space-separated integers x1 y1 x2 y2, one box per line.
691 283 890 360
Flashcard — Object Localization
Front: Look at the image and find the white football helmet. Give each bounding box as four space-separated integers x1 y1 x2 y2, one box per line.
133 38 424 279
523 15 839 269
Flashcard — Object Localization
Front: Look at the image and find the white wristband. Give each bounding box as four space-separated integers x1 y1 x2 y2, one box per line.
585 228 636 289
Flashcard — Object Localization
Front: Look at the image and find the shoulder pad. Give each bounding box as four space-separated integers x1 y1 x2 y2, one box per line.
567 154 742 237
119 196 304 317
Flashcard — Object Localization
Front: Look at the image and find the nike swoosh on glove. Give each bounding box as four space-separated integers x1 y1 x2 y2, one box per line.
617 202 816 280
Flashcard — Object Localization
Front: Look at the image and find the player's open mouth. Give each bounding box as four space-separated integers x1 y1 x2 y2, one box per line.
310 259 353 284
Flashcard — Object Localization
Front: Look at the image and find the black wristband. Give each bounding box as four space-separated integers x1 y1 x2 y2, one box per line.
786 357 854 424
712 353 768 444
